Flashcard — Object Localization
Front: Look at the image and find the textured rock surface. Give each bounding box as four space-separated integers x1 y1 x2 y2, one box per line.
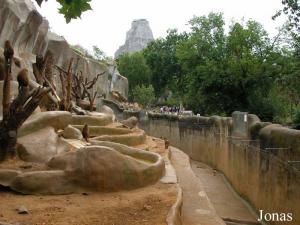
0 145 165 194
62 125 83 140
73 125 131 137
0 0 128 98
97 105 115 121
71 114 112 126
115 19 154 58
121 116 138 129
0 169 21 186
19 111 73 137
10 170 72 195
91 129 146 146
17 126 69 163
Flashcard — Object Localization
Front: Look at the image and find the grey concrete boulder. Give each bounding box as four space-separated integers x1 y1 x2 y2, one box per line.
17 127 69 163
10 170 72 195
19 111 72 137
0 145 164 195
71 114 112 126
0 169 21 187
97 105 115 121
62 125 83 140
91 129 146 146
121 116 138 129
72 125 131 137
47 145 164 192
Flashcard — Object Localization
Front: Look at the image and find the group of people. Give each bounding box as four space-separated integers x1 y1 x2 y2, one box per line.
159 106 181 114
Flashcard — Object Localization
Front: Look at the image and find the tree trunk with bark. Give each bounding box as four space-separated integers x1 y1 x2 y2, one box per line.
0 41 50 161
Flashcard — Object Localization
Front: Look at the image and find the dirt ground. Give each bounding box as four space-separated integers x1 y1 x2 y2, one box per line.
0 183 176 225
0 137 177 225
0 159 47 172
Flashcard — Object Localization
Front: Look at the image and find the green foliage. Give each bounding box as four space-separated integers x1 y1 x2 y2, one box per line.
293 108 300 124
273 0 300 33
118 12 300 123
116 52 151 100
174 13 297 120
143 29 188 96
155 97 181 107
92 46 105 60
35 0 92 23
176 13 228 114
132 85 155 107
70 44 110 63
274 0 300 58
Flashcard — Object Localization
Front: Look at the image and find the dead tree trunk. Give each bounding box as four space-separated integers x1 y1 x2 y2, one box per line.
32 51 54 86
66 58 73 111
72 71 83 105
83 85 97 111
55 63 104 112
0 86 50 161
32 51 59 110
2 41 13 119
57 58 73 111
0 41 50 161
78 72 104 111
44 50 55 88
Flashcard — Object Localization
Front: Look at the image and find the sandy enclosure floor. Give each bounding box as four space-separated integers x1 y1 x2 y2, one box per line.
0 183 176 225
0 137 177 225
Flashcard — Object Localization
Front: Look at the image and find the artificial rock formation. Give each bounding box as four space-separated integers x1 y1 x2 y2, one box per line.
0 0 165 197
121 116 138 129
5 145 164 195
114 19 154 58
0 0 128 99
0 110 164 195
17 126 70 163
62 125 83 140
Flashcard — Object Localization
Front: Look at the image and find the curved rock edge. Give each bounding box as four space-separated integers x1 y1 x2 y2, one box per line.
166 184 183 225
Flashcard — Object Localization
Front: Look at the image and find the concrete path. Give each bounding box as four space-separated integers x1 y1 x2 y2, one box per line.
190 160 260 225
170 147 226 225
170 147 261 225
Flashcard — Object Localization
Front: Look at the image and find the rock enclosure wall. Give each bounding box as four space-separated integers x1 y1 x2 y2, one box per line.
123 110 300 225
0 0 128 98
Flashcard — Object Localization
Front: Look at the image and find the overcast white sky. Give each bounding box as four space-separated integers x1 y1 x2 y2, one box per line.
35 0 286 57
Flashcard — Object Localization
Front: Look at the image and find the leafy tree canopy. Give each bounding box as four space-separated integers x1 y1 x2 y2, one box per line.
113 12 299 123
273 0 300 33
143 29 188 96
92 46 106 61
132 85 155 107
116 52 151 100
35 0 92 23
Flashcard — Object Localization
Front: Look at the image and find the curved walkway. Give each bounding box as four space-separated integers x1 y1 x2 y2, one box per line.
170 147 261 225
170 147 225 225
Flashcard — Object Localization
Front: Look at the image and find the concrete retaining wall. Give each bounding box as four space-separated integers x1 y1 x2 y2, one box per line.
124 111 300 225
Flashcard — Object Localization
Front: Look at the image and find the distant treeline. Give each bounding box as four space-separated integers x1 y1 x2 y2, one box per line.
117 12 300 124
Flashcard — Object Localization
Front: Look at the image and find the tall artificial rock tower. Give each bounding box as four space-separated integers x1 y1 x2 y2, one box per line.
114 19 154 58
